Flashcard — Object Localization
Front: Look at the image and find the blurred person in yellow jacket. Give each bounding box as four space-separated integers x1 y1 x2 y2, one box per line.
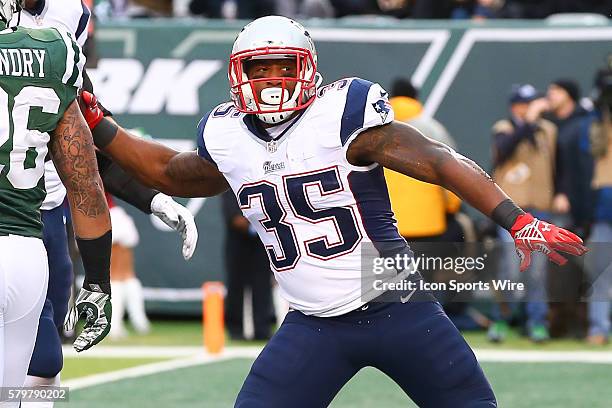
386 79 462 243
386 80 485 330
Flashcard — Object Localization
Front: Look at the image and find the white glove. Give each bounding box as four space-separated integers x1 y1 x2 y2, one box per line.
150 193 198 260
64 287 112 352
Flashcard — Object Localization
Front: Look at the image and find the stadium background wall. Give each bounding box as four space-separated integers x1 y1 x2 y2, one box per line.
89 19 612 315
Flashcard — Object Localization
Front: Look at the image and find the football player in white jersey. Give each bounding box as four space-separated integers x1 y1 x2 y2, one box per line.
81 16 588 407
13 1 198 403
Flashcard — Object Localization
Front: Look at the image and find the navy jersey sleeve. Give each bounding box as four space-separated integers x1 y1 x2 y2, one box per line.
340 78 394 147
196 110 217 167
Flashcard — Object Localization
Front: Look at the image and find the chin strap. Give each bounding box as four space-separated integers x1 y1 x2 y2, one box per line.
256 109 296 125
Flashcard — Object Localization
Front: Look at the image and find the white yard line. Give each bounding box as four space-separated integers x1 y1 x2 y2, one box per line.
475 349 612 364
62 345 206 358
63 346 612 391
63 347 263 390
62 345 263 359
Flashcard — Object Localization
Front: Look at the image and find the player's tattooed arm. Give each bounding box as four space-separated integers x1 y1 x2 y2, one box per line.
101 124 229 198
50 100 111 238
347 120 510 217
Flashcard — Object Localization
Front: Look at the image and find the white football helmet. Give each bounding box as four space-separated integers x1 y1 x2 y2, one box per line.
228 16 322 124
0 0 22 24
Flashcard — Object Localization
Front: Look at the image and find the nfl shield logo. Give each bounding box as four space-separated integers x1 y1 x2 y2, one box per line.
267 141 278 153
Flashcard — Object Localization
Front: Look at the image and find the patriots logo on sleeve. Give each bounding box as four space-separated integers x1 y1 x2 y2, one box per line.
372 99 392 123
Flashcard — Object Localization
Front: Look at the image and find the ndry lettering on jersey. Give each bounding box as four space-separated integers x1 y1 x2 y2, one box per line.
0 48 46 78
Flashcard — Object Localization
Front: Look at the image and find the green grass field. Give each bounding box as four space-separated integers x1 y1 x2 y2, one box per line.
61 359 612 407
62 357 169 380
58 320 612 407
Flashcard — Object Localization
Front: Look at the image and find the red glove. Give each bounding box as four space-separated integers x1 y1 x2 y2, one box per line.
510 213 588 272
79 91 104 130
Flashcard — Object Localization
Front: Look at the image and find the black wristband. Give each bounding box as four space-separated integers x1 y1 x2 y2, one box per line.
491 199 525 231
77 230 112 295
92 117 119 149
101 161 158 214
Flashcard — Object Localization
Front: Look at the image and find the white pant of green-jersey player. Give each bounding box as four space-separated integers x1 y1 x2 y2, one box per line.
0 235 48 407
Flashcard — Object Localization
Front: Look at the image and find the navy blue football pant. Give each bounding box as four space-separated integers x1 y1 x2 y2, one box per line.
236 293 496 407
27 205 73 378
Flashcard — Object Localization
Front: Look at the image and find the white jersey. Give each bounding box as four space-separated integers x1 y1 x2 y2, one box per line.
14 0 91 210
199 78 407 317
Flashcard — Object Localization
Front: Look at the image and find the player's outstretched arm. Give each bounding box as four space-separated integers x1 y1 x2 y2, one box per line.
80 92 228 198
347 120 588 271
49 100 113 352
348 121 507 216
96 152 198 260
103 125 228 197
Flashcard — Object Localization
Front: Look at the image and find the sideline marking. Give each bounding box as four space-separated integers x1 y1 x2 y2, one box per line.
63 347 263 390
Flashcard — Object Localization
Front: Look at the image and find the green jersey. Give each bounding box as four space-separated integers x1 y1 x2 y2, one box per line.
0 25 84 238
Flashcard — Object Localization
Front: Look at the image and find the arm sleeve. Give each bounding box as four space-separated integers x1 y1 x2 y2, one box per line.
75 1 91 48
53 28 86 121
56 29 85 90
196 110 217 167
96 151 158 214
340 78 394 148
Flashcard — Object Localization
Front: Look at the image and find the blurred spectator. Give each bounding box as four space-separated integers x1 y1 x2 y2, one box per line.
276 0 300 18
133 0 172 14
386 78 486 330
299 0 336 18
329 0 379 17
189 0 275 19
501 0 612 19
452 0 504 19
489 84 558 343
234 0 276 19
376 0 411 18
543 79 593 339
544 79 593 233
96 0 172 18
450 0 472 18
389 79 422 120
222 191 274 341
411 0 455 18
188 0 223 18
107 194 151 339
100 0 612 18
185 0 296 18
472 0 504 19
385 78 461 244
585 67 612 345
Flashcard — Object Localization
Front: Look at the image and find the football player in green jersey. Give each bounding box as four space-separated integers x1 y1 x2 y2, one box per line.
0 1 112 401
